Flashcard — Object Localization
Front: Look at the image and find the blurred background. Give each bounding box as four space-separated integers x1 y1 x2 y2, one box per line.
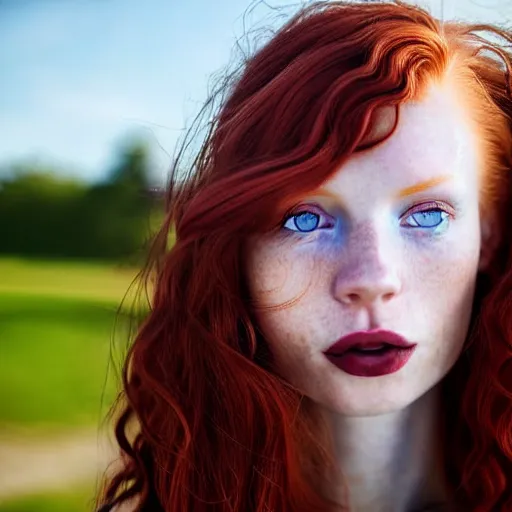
0 0 509 510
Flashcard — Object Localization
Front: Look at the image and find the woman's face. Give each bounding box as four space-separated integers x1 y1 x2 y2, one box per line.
246 80 488 416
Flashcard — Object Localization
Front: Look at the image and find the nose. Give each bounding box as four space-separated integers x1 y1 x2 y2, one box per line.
333 224 402 307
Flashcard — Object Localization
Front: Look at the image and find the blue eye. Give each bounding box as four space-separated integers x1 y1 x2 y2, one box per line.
284 211 320 232
404 209 447 228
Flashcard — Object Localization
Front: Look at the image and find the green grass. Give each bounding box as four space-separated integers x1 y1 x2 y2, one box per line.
0 257 139 430
0 257 137 304
0 485 96 512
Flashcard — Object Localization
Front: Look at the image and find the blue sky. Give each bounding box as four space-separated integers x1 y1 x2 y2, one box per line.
1 0 510 183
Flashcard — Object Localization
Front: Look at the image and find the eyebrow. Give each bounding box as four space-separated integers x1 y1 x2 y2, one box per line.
312 175 453 202
396 175 452 198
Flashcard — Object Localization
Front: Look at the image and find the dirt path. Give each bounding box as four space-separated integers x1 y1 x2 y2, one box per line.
0 429 119 503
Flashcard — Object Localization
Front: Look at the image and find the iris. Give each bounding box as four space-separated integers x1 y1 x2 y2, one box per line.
407 209 445 228
292 212 320 232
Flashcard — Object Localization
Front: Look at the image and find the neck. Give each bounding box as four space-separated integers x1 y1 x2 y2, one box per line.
319 385 450 512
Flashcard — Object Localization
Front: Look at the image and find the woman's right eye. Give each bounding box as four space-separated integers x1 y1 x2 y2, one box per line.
283 211 321 233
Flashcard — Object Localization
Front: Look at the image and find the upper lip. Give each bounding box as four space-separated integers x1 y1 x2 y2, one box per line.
324 329 416 355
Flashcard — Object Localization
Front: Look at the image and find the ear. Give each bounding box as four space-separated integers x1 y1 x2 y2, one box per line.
478 213 500 272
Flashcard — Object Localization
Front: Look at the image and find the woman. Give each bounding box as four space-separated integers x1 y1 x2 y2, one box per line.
96 1 512 510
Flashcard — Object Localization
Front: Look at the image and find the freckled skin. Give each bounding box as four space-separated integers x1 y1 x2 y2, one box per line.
246 81 485 417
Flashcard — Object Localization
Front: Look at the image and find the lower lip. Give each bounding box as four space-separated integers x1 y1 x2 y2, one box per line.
324 346 416 377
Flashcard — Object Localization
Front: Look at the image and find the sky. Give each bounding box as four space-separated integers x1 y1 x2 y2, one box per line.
1 0 511 183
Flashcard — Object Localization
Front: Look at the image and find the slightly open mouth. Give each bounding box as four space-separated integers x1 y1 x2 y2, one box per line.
324 337 417 377
345 343 398 356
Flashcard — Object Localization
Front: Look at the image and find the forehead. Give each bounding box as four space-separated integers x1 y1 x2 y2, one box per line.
325 81 480 194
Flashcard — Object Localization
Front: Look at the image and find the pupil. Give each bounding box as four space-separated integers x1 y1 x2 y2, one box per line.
295 212 319 232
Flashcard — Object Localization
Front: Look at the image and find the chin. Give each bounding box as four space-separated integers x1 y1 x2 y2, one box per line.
305 353 457 418
328 397 415 417
339 399 415 417
314 381 431 417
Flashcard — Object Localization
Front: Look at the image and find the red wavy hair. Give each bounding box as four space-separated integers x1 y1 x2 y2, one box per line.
96 1 512 510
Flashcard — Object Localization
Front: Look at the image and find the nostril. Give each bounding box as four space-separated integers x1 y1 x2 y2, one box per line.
347 293 359 302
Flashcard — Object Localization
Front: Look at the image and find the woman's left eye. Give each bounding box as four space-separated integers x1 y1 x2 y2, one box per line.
403 208 448 229
283 210 330 233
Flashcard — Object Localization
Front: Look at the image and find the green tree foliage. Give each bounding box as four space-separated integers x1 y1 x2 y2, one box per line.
0 141 161 260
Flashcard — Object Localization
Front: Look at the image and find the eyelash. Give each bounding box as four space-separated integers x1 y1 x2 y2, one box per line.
281 201 454 234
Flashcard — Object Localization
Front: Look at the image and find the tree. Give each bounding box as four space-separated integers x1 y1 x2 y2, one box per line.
0 139 157 261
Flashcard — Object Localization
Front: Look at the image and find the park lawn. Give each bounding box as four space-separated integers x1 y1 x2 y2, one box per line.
0 257 138 304
0 257 142 431
0 484 96 512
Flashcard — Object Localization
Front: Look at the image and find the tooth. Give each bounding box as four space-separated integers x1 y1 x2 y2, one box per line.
359 344 386 351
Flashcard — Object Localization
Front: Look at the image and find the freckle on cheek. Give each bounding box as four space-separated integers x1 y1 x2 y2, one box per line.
252 245 320 306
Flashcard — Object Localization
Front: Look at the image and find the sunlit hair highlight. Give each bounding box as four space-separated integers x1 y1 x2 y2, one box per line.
96 2 512 510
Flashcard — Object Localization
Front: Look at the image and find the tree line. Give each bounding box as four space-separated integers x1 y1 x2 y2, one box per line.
0 140 163 261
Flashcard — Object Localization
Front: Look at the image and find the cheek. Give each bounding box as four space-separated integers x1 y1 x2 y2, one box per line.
420 249 478 343
247 238 319 306
411 245 478 297
407 225 481 369
409 219 481 303
246 238 327 364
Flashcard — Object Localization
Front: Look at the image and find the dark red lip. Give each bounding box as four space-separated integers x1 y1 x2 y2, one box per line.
324 329 417 377
325 329 415 355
